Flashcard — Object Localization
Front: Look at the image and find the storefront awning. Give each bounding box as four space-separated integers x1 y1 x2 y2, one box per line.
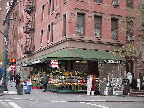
39 49 124 61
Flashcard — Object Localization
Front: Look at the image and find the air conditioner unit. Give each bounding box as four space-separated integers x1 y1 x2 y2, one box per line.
94 33 101 38
112 1 119 6
111 31 118 40
94 29 101 38
127 36 134 41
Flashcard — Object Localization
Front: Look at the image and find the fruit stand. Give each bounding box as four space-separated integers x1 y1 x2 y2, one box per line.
47 71 87 92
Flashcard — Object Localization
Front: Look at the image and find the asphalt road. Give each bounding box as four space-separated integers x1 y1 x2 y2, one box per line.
0 82 144 108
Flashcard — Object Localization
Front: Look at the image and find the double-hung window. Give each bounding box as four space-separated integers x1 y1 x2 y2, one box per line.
126 0 133 9
94 0 102 3
94 16 102 37
126 19 134 41
76 13 85 36
111 18 118 40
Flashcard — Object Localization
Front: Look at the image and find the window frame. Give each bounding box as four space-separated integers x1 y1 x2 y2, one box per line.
126 0 134 9
94 15 102 37
94 0 102 3
63 14 66 36
111 18 119 40
76 13 85 36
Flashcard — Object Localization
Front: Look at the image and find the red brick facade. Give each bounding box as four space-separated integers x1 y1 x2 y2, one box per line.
3 0 143 81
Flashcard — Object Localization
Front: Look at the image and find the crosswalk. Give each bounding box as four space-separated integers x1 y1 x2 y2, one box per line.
0 100 21 108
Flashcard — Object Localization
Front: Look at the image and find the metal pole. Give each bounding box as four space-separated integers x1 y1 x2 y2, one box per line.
2 16 9 91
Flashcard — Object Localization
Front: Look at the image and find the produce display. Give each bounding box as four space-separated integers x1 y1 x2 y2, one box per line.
47 71 88 91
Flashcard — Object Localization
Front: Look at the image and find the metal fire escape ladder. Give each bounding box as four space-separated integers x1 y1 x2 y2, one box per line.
23 0 35 54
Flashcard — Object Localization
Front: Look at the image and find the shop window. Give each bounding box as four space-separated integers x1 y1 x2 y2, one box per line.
126 0 133 9
94 16 102 37
126 19 134 41
63 14 66 36
111 18 118 40
41 5 44 22
76 13 85 36
40 30 43 46
47 24 50 43
51 22 53 42
94 0 102 3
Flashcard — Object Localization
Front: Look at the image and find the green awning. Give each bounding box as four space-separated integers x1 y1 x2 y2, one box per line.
40 49 124 61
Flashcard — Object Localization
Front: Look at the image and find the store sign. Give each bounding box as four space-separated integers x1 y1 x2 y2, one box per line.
104 60 121 64
51 60 58 68
10 64 16 71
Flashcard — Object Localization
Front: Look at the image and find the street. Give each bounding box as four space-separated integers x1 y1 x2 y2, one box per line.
0 82 144 108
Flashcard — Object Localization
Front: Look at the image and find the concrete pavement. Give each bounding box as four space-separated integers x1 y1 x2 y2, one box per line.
3 81 144 103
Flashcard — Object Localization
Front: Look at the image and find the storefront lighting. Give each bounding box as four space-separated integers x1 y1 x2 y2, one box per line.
76 61 80 63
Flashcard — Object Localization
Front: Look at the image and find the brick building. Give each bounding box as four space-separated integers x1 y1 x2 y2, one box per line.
0 0 9 54
4 0 143 86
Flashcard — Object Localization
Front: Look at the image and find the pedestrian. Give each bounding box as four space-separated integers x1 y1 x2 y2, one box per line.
42 72 48 92
15 74 21 87
16 77 21 86
10 73 13 87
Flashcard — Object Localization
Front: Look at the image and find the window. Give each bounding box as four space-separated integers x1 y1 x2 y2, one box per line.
41 5 44 22
51 22 53 42
94 16 102 37
142 44 144 61
76 13 85 36
111 0 119 7
40 30 43 46
126 18 134 41
52 0 54 11
94 0 102 3
126 0 133 8
63 14 66 36
47 25 50 43
111 18 118 40
48 0 51 15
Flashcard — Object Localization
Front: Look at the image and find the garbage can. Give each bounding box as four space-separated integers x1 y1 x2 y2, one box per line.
0 85 4 96
16 85 23 95
23 82 31 94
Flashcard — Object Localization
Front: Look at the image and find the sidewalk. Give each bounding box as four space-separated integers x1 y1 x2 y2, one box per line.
3 81 17 95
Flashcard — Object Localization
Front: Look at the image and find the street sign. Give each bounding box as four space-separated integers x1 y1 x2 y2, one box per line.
51 60 58 68
10 64 16 71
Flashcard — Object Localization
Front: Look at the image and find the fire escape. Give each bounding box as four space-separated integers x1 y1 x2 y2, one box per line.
23 0 35 54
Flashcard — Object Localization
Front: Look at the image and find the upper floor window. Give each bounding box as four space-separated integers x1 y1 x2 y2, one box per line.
111 18 118 40
40 30 43 46
111 0 119 7
51 22 53 42
47 24 50 43
48 0 51 15
94 16 102 37
126 0 133 9
126 18 134 41
94 0 102 3
41 5 44 22
76 13 85 36
52 0 54 11
63 14 66 36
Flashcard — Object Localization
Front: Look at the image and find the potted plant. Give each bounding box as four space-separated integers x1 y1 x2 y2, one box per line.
32 81 41 89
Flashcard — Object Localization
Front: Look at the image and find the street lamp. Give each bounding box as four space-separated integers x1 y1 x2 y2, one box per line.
0 16 14 91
